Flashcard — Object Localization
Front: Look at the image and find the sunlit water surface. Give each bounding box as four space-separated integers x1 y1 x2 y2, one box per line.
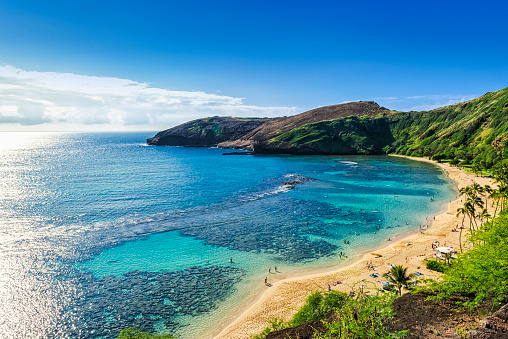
0 132 456 338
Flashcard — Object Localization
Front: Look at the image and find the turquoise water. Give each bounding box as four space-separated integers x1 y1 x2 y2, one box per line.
0 132 456 338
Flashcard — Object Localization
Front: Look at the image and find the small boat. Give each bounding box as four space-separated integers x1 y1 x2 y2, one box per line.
370 253 382 257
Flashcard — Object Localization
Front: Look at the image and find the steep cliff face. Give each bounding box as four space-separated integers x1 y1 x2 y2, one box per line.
147 117 266 146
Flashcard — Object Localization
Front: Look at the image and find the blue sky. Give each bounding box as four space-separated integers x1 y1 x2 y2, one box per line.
0 0 507 131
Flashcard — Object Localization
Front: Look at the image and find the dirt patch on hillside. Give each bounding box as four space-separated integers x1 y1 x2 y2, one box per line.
264 292 486 339
386 292 482 338
265 318 328 339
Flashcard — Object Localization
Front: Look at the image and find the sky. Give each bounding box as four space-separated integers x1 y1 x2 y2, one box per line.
0 0 507 131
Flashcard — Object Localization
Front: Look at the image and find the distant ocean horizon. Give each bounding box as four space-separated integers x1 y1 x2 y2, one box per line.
0 132 456 338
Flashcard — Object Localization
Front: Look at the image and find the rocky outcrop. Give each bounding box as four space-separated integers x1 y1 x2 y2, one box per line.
469 304 508 339
147 117 266 146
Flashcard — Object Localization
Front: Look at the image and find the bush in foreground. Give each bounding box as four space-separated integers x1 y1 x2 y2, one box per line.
254 291 407 339
315 293 407 339
115 327 175 339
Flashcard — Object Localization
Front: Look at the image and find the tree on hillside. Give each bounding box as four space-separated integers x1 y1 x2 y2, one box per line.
382 265 414 295
471 163 480 176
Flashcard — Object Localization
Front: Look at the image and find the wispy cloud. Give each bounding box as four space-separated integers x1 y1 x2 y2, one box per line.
372 93 478 112
0 65 298 131
404 94 478 111
372 96 398 101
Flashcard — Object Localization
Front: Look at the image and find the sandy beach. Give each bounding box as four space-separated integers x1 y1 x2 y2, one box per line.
212 156 495 339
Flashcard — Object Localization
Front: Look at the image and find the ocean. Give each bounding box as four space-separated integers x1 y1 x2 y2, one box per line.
0 132 456 338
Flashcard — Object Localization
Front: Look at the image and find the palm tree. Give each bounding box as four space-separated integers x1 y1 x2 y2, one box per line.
471 163 480 177
478 208 491 240
491 186 507 221
382 265 414 295
456 206 467 253
483 184 493 214
463 200 476 233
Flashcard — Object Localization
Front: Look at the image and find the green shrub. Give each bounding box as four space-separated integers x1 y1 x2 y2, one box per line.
252 291 350 338
426 260 446 273
290 290 348 326
315 294 408 339
115 327 175 339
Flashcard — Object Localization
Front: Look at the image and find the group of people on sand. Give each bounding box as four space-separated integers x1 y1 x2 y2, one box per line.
328 280 343 291
264 266 278 285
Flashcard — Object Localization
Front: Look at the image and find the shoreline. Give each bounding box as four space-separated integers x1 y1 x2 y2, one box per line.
211 156 495 339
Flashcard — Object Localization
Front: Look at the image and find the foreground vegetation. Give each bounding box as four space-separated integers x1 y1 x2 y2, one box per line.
252 290 407 339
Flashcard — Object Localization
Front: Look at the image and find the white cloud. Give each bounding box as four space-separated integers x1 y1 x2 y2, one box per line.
405 94 478 112
0 65 298 131
372 96 398 100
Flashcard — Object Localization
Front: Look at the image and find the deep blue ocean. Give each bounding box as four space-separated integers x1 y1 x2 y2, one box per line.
0 132 456 338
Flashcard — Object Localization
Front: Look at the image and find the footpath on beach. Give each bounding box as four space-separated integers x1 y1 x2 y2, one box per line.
212 156 496 339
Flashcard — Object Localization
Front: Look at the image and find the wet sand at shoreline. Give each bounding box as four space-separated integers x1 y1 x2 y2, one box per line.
212 156 495 339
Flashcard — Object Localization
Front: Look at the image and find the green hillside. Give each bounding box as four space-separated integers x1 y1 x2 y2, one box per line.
263 113 394 155
389 87 508 168
266 87 508 168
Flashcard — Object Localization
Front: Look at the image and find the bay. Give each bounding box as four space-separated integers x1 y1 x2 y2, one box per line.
0 132 456 338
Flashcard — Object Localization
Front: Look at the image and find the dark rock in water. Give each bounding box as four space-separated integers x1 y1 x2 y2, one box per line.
281 175 317 190
222 151 254 155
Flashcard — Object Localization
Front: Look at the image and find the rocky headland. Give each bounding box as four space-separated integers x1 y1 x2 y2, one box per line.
147 101 394 154
148 86 508 168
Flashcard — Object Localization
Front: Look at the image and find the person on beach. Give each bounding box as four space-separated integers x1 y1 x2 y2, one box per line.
328 284 331 291
264 277 267 285
274 266 277 272
268 268 271 274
